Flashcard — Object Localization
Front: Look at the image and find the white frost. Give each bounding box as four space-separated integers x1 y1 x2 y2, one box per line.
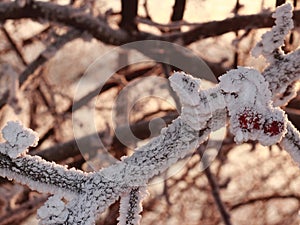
37 195 68 225
118 187 148 225
0 121 38 158
250 3 300 107
280 121 300 166
0 5 298 223
219 67 287 145
252 3 293 61
170 72 226 130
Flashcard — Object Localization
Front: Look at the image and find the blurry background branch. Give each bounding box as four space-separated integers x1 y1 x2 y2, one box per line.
0 1 300 46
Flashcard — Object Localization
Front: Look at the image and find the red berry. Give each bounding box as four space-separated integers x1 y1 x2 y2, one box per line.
263 121 283 136
238 109 261 130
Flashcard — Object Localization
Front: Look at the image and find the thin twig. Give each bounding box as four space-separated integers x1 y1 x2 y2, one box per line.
171 0 186 22
1 25 27 66
1 1 300 46
0 28 81 110
197 147 233 225
19 28 81 86
230 194 300 210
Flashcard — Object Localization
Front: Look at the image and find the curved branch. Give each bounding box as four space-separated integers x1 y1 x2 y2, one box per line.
230 193 300 210
0 1 130 45
1 1 300 46
19 28 81 85
0 153 89 195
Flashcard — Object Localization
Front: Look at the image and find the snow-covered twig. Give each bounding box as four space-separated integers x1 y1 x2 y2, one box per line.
0 122 88 197
252 3 293 62
0 118 211 223
280 121 300 165
252 3 300 106
0 3 299 225
118 187 148 225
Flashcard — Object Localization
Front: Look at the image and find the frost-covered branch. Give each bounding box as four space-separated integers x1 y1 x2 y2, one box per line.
252 3 293 62
118 187 148 225
0 118 212 223
0 3 299 225
280 121 300 165
252 3 300 106
0 122 88 197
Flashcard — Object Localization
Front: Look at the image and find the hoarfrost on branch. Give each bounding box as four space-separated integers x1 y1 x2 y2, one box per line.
0 2 299 225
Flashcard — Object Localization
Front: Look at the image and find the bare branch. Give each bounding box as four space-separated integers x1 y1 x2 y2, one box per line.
0 1 300 46
1 25 27 66
0 29 81 110
119 0 138 31
230 193 300 210
171 0 186 22
199 148 232 225
19 28 81 86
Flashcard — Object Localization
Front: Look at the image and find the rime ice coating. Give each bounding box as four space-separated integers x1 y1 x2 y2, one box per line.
37 195 69 225
117 187 148 225
251 3 300 107
219 67 287 146
280 121 300 166
170 72 226 131
252 3 293 62
0 121 38 158
0 117 205 224
263 48 300 107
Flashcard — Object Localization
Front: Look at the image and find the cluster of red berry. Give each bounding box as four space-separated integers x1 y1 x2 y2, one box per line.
238 108 284 137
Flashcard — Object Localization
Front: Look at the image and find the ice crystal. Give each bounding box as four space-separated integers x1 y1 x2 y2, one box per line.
170 72 226 130
118 187 148 225
219 67 287 145
0 121 38 158
252 3 293 62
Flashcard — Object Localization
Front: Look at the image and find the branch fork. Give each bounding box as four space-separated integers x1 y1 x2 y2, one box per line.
0 3 299 225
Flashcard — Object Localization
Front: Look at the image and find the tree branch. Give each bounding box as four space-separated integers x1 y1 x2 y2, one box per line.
19 28 81 86
0 1 130 45
230 193 300 210
171 0 186 22
0 3 299 224
1 25 27 66
0 153 88 195
198 147 232 225
0 28 81 110
1 1 300 46
119 0 138 31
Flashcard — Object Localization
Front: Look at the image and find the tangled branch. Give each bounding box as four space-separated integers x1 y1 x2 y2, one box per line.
0 3 299 225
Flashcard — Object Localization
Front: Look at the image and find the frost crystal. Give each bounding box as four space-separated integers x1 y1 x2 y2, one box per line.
170 72 226 130
251 3 300 107
252 3 293 62
0 121 38 158
118 187 148 225
219 67 287 145
37 195 68 225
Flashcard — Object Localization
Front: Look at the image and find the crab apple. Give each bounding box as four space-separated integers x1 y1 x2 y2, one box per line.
263 120 284 136
238 109 262 130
